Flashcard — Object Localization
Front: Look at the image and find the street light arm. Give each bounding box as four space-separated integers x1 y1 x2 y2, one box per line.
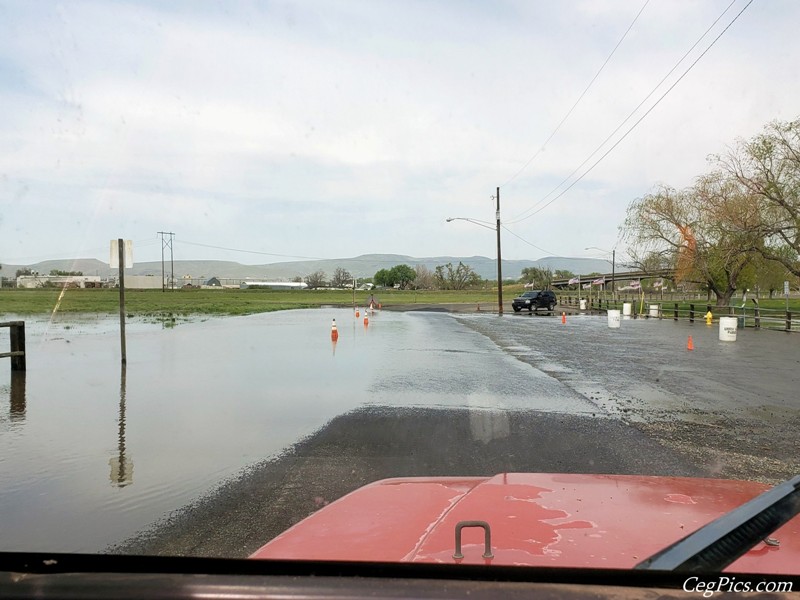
444 187 503 316
446 217 497 231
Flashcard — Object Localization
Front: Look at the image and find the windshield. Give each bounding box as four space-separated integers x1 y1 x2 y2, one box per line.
1 0 799 584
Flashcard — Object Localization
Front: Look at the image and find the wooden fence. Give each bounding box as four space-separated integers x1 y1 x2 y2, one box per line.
560 297 795 332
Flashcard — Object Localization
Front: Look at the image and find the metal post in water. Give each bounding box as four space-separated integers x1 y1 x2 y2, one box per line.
118 238 127 365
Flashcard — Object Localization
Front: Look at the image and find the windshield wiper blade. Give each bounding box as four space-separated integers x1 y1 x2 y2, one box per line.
635 475 800 572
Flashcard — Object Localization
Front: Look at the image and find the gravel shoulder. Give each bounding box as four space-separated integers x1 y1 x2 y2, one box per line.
110 406 704 558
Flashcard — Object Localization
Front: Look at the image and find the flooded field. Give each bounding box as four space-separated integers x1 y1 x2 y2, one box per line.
0 308 587 553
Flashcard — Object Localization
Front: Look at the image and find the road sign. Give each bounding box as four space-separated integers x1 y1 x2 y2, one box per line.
110 240 134 268
785 280 790 297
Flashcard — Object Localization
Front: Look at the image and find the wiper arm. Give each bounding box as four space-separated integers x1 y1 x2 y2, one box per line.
635 475 800 572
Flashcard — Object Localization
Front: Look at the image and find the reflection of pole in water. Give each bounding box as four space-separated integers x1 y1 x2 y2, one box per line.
109 365 133 487
9 371 26 422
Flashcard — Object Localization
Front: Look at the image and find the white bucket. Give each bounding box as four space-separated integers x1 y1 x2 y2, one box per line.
622 302 632 316
649 304 659 318
719 317 738 341
607 309 621 329
579 299 587 310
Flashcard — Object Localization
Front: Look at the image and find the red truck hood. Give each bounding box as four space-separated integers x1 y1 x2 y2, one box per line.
250 473 800 574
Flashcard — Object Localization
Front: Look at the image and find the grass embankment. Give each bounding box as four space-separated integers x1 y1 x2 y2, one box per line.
0 287 507 316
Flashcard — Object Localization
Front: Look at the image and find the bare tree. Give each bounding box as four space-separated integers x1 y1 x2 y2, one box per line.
433 262 481 290
304 270 327 289
330 267 352 288
413 265 434 289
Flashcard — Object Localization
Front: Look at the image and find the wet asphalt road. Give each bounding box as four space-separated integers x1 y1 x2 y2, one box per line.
110 308 800 558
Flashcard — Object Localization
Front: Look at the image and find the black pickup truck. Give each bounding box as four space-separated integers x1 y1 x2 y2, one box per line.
511 290 557 312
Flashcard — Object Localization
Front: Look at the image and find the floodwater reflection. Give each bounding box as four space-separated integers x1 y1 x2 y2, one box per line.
1 308 593 553
109 365 133 487
469 408 510 444
9 371 26 423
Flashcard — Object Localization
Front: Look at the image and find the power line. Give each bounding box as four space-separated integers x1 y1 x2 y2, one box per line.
506 0 752 225
508 0 739 224
500 225 560 257
500 0 650 188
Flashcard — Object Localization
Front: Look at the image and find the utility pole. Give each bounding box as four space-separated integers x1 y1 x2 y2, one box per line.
118 239 126 365
158 232 175 291
496 186 503 315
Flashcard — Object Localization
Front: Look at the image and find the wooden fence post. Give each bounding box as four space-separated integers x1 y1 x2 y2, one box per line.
10 322 26 372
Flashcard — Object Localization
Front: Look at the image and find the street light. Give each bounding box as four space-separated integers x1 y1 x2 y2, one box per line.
446 187 503 315
585 246 616 301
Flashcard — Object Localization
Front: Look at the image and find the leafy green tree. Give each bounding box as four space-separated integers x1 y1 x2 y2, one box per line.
50 269 83 276
623 177 760 307
373 268 392 287
748 252 794 297
519 267 553 289
389 264 416 289
716 118 800 277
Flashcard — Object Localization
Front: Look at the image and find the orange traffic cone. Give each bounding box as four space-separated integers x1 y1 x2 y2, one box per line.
355 309 360 318
561 312 566 324
687 335 694 351
378 303 382 309
331 319 339 341
363 314 369 326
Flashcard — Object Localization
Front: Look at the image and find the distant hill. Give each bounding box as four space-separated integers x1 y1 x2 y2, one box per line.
0 254 619 282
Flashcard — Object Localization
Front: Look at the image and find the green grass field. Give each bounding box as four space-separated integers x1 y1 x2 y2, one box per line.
0 287 509 316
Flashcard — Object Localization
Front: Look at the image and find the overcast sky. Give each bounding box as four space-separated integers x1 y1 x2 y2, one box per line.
1 0 798 267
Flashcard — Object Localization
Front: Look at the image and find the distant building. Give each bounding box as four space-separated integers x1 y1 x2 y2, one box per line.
239 280 309 290
124 275 164 290
16 275 103 288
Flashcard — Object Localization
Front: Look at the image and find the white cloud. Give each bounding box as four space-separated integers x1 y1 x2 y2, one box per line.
1 0 799 263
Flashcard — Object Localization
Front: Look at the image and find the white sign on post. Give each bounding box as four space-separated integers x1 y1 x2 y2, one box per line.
785 280 790 297
110 240 134 268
